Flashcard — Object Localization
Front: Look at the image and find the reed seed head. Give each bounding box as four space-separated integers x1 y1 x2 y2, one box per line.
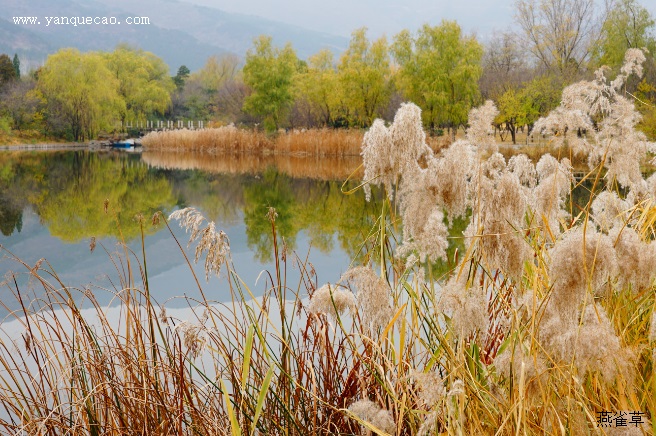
307 283 356 319
348 399 396 435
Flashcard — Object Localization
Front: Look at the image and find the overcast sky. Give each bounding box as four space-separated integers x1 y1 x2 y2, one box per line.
180 0 656 41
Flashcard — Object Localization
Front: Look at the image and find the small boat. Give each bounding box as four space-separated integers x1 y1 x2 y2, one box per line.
112 138 142 149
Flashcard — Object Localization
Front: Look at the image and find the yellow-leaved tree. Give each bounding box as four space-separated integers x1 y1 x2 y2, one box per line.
338 28 391 127
39 48 123 140
104 45 174 125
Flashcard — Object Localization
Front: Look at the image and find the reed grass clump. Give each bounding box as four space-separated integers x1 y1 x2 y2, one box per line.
1 49 656 435
141 125 366 157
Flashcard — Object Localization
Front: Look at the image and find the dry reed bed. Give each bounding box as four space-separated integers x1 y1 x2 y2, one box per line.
141 125 451 157
141 126 365 157
142 150 363 180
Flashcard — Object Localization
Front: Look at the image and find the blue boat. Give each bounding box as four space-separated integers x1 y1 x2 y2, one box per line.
112 138 142 149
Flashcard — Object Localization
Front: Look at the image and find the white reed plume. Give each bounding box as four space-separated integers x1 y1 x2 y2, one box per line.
466 100 499 153
307 283 356 319
540 303 630 384
547 227 617 323
437 274 487 339
531 154 573 236
466 154 531 278
408 370 445 409
360 102 432 201
348 399 396 435
169 207 230 280
341 266 395 333
609 227 656 292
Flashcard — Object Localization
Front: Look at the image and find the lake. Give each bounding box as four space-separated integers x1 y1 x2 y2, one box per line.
0 149 379 314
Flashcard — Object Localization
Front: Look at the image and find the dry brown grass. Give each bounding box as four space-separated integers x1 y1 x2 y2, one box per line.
141 125 454 160
141 126 365 157
273 128 364 156
141 125 270 154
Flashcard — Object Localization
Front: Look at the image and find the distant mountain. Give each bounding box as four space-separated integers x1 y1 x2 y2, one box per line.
0 0 348 72
85 0 348 57
0 17 54 70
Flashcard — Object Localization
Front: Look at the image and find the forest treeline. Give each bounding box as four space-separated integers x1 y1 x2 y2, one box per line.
1 0 655 142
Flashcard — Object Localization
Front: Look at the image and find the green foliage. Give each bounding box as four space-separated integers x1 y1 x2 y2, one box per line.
241 168 378 262
0 79 45 132
392 21 483 133
0 152 176 241
0 116 11 134
592 0 656 70
0 54 16 88
39 49 123 140
518 75 563 130
495 79 560 144
294 49 341 126
636 79 656 140
173 65 190 89
196 55 240 97
243 36 298 131
12 54 19 79
338 28 391 127
104 45 174 124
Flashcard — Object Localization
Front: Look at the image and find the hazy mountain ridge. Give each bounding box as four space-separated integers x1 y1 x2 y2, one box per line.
1 0 348 72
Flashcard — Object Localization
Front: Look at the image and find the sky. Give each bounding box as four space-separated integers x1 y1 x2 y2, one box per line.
180 0 656 43
181 0 520 40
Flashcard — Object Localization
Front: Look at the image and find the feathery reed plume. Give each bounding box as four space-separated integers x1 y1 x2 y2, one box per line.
341 266 394 332
507 154 537 189
533 48 652 194
307 283 356 319
547 227 617 322
348 399 396 435
494 340 546 395
609 227 656 292
409 370 445 409
540 303 630 384
168 207 230 280
466 153 531 278
437 274 487 339
466 100 499 153
423 140 474 221
174 319 211 359
590 191 631 232
531 154 573 235
361 102 431 201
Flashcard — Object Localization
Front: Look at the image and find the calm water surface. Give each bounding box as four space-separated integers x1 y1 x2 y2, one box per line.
0 150 377 313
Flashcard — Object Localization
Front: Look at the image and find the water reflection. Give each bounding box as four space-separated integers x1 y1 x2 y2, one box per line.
0 150 377 312
142 151 363 181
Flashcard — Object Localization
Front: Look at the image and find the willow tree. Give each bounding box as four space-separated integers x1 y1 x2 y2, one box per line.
294 49 341 126
39 49 123 140
104 45 173 125
243 36 298 131
338 28 391 127
592 0 655 70
392 21 483 136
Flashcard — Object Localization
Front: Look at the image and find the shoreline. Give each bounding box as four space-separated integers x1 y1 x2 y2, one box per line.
0 142 90 151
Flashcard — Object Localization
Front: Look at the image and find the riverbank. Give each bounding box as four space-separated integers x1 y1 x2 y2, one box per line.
0 142 90 151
